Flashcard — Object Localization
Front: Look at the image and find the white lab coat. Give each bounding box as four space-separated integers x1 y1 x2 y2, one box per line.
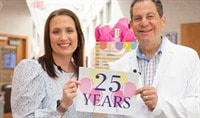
107 37 200 118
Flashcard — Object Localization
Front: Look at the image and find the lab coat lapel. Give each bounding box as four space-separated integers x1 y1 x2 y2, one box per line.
153 38 175 88
128 50 139 73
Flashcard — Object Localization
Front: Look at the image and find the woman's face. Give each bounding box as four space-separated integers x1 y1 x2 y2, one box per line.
49 15 78 58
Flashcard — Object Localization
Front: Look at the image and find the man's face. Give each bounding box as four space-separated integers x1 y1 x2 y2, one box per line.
130 0 166 47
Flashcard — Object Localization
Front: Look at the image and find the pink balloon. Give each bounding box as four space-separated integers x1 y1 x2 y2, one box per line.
122 82 136 97
111 90 124 107
89 88 103 105
79 77 93 94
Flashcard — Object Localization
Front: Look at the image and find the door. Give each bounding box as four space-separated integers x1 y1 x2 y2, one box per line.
181 22 200 57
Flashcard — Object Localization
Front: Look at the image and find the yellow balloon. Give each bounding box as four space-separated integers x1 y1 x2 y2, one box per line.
89 69 102 86
115 71 128 86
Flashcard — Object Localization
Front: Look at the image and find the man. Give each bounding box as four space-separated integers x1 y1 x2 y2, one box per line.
108 0 200 118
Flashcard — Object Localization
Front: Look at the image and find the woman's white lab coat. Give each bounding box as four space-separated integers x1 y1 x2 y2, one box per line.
108 37 200 118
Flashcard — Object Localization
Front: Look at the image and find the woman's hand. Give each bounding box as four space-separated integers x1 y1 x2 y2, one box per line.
60 80 79 108
135 86 158 111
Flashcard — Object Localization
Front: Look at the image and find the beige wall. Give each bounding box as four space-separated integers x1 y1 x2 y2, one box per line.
0 0 33 58
162 0 200 44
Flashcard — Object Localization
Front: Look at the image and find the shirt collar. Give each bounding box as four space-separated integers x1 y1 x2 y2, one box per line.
136 37 164 60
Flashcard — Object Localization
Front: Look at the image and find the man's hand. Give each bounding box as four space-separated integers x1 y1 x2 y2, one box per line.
135 86 158 111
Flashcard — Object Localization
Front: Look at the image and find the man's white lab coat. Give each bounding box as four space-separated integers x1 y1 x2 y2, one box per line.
107 37 200 118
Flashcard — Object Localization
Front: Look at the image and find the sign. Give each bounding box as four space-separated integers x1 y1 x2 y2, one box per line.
76 67 139 115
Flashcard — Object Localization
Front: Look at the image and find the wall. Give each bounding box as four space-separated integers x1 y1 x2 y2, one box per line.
0 0 33 58
162 0 200 44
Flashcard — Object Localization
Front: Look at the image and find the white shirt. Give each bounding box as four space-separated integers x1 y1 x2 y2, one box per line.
11 59 92 118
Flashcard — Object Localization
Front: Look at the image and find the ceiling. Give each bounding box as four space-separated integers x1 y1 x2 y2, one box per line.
0 0 93 37
0 0 93 24
25 0 93 35
26 0 93 19
0 0 92 15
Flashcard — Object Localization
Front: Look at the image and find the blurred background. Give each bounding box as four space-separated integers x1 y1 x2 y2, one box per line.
0 0 199 118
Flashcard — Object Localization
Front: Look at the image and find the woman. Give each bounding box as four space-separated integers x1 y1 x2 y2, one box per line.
11 8 92 118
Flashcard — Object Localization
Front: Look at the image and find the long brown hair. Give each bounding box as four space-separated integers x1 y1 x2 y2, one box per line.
38 8 85 78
